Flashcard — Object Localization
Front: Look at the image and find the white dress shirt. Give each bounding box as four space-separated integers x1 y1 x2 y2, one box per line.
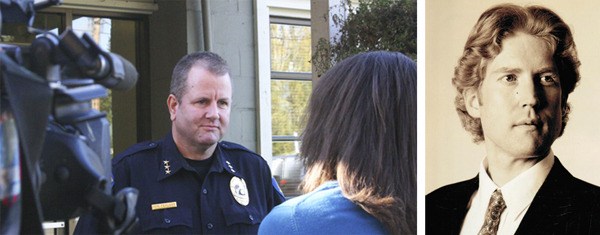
459 151 554 235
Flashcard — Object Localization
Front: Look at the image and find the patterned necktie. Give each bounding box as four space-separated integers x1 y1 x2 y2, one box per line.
478 189 506 235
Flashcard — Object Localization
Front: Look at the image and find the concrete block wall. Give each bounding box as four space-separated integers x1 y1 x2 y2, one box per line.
205 0 258 152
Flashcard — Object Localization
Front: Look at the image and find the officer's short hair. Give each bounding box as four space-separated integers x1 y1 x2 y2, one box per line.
170 51 230 101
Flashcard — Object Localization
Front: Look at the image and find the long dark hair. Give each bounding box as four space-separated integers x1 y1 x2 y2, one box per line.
300 51 416 234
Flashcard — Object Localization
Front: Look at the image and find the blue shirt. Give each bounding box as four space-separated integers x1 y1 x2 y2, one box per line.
111 132 285 234
258 181 387 235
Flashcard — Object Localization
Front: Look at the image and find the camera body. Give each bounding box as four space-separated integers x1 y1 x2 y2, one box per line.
0 0 138 234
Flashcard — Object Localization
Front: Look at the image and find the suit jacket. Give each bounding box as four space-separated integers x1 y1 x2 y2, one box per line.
426 157 600 235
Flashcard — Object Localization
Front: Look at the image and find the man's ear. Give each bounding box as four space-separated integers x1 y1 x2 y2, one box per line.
464 88 481 118
167 94 179 121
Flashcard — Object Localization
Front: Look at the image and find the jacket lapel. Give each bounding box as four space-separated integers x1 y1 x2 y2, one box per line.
515 157 577 234
427 175 479 235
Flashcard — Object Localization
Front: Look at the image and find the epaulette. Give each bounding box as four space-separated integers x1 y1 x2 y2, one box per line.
112 140 159 164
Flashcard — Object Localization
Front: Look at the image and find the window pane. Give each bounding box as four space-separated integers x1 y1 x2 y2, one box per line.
270 148 304 198
73 16 112 116
72 16 112 51
71 16 113 116
0 13 62 44
271 80 311 139
71 16 140 155
270 23 311 73
71 16 114 151
272 141 299 157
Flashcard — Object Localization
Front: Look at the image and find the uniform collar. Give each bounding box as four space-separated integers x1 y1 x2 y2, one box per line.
213 142 243 177
157 133 242 181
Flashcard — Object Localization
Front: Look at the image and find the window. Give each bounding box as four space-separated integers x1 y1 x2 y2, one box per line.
0 12 63 44
269 18 312 197
70 16 115 149
69 15 142 154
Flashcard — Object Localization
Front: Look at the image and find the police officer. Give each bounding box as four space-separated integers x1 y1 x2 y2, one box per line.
76 51 285 234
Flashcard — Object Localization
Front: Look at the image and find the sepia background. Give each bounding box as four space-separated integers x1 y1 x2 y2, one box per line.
426 0 600 193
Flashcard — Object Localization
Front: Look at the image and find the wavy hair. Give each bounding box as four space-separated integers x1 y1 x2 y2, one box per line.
300 51 416 234
453 4 580 142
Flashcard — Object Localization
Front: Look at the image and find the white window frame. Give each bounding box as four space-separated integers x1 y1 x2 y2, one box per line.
254 0 310 165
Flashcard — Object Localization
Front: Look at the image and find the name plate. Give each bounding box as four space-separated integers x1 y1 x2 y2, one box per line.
151 201 177 210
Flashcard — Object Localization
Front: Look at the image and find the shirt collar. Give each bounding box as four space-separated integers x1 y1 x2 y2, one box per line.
157 133 241 181
212 143 243 177
478 150 554 221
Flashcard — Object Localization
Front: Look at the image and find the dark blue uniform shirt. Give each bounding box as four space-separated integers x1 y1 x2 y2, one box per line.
112 132 285 234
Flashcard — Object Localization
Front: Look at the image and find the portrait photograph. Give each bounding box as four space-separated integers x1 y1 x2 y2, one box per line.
426 1 600 233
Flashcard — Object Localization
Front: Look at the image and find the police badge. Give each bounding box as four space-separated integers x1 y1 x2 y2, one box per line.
229 176 249 206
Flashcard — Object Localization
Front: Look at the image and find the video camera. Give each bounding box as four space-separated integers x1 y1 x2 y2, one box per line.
0 0 139 234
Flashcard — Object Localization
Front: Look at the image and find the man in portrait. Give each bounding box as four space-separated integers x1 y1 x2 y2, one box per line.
426 3 600 235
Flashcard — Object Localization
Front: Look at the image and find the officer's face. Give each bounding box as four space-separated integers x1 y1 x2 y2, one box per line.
169 66 232 149
464 32 562 159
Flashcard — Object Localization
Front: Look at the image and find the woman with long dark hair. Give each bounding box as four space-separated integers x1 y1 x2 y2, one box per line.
259 51 417 234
